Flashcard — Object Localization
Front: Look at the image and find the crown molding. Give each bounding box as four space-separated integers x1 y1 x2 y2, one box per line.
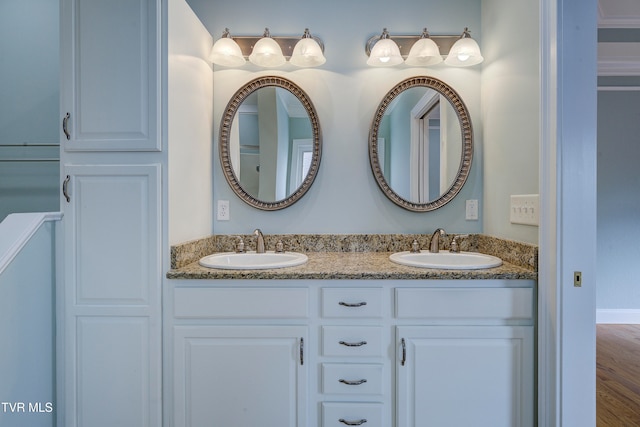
598 0 640 28
598 42 640 76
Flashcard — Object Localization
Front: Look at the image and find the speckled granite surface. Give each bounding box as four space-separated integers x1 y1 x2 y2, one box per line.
168 234 537 281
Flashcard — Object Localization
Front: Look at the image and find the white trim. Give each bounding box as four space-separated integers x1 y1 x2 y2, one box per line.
539 0 558 424
598 43 640 76
596 309 640 324
289 138 313 191
409 91 438 202
0 212 63 274
598 17 640 29
554 1 598 425
598 61 640 76
597 86 640 91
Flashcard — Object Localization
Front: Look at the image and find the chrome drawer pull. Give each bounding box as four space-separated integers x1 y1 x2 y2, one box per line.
62 112 70 140
339 418 367 426
339 340 367 347
300 337 304 366
63 175 71 203
339 301 367 308
339 378 367 386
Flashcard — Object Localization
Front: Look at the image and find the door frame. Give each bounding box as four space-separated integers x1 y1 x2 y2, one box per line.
539 0 597 425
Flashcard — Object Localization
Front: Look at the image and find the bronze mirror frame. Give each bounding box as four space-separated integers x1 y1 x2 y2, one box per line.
219 76 322 210
368 76 473 212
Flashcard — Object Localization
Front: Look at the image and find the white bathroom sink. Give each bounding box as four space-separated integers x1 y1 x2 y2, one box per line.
199 251 308 270
389 250 502 270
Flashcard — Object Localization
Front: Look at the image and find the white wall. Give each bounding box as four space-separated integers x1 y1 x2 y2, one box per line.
0 221 56 426
0 0 59 221
597 88 640 317
481 0 540 244
167 0 214 245
186 0 483 236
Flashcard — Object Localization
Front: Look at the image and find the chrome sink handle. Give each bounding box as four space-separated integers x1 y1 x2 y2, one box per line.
450 234 470 253
450 236 460 253
235 236 246 253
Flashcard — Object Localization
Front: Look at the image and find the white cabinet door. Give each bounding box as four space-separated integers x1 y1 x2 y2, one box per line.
60 0 160 151
396 326 534 427
61 164 161 427
174 325 308 427
58 1 162 426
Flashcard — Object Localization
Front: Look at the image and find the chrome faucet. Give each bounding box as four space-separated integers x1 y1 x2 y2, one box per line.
429 228 446 253
254 228 265 253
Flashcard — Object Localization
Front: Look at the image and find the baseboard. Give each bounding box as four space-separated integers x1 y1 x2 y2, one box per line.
596 309 640 324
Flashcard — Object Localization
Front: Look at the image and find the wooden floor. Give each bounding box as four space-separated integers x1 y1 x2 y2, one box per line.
597 324 640 426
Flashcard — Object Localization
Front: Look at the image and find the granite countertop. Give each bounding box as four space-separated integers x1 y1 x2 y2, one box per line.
167 234 538 281
167 251 536 280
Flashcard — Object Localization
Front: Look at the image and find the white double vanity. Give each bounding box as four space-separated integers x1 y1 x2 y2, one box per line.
166 236 536 427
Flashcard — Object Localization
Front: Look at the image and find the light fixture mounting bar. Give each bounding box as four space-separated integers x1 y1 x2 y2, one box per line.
365 34 459 57
233 36 325 59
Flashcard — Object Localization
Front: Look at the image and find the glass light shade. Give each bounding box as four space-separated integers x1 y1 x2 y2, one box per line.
367 38 403 66
444 37 484 67
249 37 286 67
209 37 246 67
405 37 443 66
290 38 326 67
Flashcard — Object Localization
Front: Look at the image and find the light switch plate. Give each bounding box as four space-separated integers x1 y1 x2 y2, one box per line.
510 194 539 226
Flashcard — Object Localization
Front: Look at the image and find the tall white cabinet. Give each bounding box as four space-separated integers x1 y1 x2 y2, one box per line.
58 0 162 426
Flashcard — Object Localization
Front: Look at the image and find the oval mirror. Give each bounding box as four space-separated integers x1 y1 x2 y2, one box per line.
220 76 322 210
369 76 473 211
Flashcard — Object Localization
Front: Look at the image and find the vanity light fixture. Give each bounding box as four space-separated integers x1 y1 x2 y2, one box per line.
367 28 404 66
209 28 246 67
210 27 326 68
249 28 286 67
365 27 483 67
444 27 484 67
290 28 326 67
404 28 443 66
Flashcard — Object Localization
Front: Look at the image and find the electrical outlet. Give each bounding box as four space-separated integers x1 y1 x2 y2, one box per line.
217 200 230 221
510 194 539 226
466 199 479 220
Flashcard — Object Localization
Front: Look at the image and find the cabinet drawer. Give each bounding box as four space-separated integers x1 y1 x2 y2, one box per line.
322 402 383 427
322 363 383 395
395 287 533 321
322 326 383 357
173 287 308 318
322 288 383 318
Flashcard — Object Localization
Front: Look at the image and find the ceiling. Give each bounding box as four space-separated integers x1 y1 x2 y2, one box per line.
598 0 640 28
598 0 640 76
